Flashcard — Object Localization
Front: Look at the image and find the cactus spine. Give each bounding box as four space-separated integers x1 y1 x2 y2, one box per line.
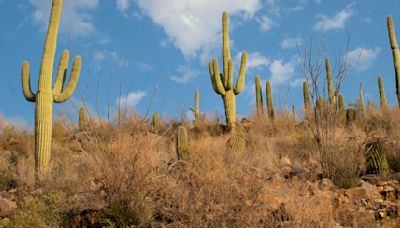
152 112 159 134
79 107 87 132
325 57 335 105
378 75 388 109
176 126 188 159
208 12 248 132
255 75 263 115
359 81 366 114
303 80 311 116
266 80 274 119
22 0 81 175
226 135 246 155
387 16 400 107
190 89 200 123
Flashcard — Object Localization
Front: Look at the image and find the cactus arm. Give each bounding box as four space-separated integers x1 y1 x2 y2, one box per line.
255 75 263 114
22 61 37 102
387 16 400 106
222 11 230 87
53 50 70 95
53 56 81 103
234 51 248 95
209 59 226 95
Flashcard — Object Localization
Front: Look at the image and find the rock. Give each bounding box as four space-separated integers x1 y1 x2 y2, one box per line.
345 187 367 201
0 197 17 217
381 186 396 202
360 180 381 200
280 157 292 168
319 178 334 191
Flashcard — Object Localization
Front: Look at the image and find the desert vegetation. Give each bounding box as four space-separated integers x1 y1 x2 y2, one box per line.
2 0 400 227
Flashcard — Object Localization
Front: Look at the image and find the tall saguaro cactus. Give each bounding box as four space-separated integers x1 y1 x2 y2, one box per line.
22 0 81 175
266 80 275 119
387 16 400 107
208 11 248 132
378 75 388 109
190 89 200 123
325 57 335 105
255 75 263 115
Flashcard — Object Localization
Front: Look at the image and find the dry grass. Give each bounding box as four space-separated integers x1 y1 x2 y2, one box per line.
1 108 400 226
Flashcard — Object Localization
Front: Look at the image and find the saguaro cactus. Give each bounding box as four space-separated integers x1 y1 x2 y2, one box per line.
387 16 400 107
226 135 246 155
208 12 248 132
255 75 263 115
152 112 159 134
359 81 366 114
378 75 388 109
325 57 335 105
22 0 81 175
79 107 87 132
303 80 311 116
266 80 275 119
338 94 346 120
190 89 200 123
176 126 188 160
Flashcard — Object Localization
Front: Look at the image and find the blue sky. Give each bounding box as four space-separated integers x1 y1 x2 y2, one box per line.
1 0 400 128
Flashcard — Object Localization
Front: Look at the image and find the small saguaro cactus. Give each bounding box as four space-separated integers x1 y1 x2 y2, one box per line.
359 81 366 114
22 0 81 175
152 112 159 134
338 94 346 120
303 80 311 116
190 89 200 123
79 107 87 132
346 108 357 125
303 80 312 116
255 75 263 115
325 57 335 105
266 80 275 119
365 138 389 174
176 126 188 160
378 75 388 109
315 96 324 114
208 11 248 132
387 16 400 107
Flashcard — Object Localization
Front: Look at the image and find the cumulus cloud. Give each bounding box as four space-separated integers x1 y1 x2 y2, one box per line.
313 5 353 32
236 52 270 71
347 47 381 71
29 0 98 37
116 91 147 108
269 59 296 85
257 16 274 32
170 65 200 84
136 62 154 72
116 0 130 12
93 50 127 67
281 37 303 49
136 0 261 58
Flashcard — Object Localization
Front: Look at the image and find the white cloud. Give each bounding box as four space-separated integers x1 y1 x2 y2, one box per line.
347 47 381 71
281 37 303 49
93 51 127 67
257 16 273 32
269 59 296 85
116 91 147 108
236 52 270 71
137 62 154 72
170 65 200 84
136 0 261 58
116 0 130 12
313 5 353 32
29 0 98 37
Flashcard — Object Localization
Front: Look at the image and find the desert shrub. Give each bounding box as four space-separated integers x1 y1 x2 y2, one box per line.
10 192 65 227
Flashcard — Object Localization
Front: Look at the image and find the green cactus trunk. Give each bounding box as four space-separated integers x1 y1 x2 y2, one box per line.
79 107 87 132
190 89 200 123
22 0 81 176
303 80 311 117
152 112 159 134
378 75 388 109
359 81 366 114
387 16 400 107
176 126 188 160
255 75 263 115
208 12 247 133
325 57 334 105
266 80 274 119
338 94 345 120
